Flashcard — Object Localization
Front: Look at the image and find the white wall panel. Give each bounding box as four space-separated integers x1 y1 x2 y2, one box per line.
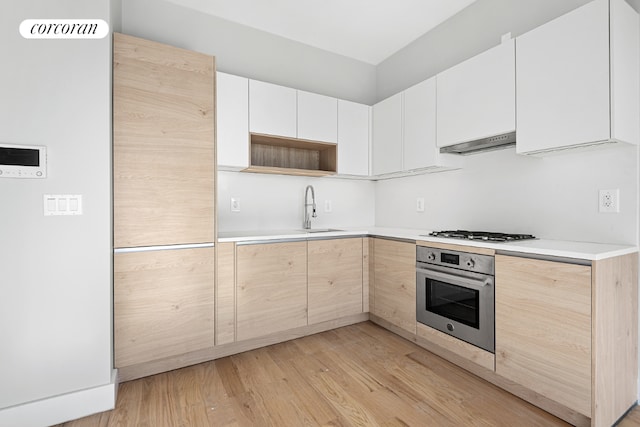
0 0 114 422
375 146 638 245
218 172 375 232
122 0 376 105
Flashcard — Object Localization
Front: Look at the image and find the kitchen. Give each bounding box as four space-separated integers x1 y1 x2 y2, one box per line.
1 0 640 426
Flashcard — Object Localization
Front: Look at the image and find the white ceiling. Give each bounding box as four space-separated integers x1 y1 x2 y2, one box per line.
164 0 477 65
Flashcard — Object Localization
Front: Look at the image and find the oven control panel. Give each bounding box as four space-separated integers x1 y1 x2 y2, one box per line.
416 246 494 275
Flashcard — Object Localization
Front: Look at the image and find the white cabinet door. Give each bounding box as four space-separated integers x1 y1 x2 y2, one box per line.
217 72 249 168
403 77 437 170
610 0 639 145
297 90 337 143
516 0 638 154
372 93 403 175
437 39 515 147
338 100 369 176
249 79 296 137
516 0 609 154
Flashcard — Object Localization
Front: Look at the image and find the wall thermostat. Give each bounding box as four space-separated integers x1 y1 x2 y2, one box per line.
0 143 47 178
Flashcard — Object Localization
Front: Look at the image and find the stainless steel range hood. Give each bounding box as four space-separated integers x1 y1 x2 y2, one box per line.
439 131 516 155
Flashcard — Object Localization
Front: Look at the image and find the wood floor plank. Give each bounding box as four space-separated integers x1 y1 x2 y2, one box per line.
276 355 344 425
53 322 640 427
214 356 247 397
229 347 285 393
319 346 387 394
619 406 640 427
306 369 380 427
369 386 453 427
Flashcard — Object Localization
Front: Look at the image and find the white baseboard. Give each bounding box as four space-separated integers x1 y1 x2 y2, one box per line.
0 369 118 427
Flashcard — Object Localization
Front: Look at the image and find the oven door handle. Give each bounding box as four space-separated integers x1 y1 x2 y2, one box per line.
417 267 491 291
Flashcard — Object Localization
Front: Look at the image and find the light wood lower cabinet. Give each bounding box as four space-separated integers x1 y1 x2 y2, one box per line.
216 242 236 345
591 253 638 426
495 255 592 417
236 241 308 341
496 253 638 426
114 248 215 368
372 238 416 334
308 238 363 324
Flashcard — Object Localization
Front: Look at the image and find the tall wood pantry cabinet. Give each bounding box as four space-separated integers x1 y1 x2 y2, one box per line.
113 33 216 372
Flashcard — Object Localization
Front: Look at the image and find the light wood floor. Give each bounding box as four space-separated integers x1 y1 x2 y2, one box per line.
57 321 639 427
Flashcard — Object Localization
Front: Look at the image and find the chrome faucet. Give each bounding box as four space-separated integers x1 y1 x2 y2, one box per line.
303 185 317 229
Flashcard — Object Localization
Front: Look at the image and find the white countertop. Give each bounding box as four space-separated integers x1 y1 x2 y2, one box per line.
218 226 637 261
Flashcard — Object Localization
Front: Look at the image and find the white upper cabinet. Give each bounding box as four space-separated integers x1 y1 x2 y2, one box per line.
403 77 437 171
437 39 516 148
372 93 403 175
249 79 297 138
516 0 639 154
217 72 249 169
297 90 338 143
371 77 460 178
338 100 370 176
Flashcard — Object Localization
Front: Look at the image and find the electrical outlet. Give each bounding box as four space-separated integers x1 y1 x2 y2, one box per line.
324 200 332 213
599 189 619 213
416 197 425 213
230 197 240 212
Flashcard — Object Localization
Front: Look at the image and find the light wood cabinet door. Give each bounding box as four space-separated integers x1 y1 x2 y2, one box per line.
249 79 297 138
114 248 215 368
236 241 307 341
437 39 515 148
372 93 403 175
216 242 236 345
113 33 215 248
217 72 249 169
337 100 370 176
308 238 363 324
495 255 592 417
297 90 338 143
372 238 416 334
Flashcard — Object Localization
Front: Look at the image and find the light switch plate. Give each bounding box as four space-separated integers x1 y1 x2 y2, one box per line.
44 194 82 216
231 197 240 212
324 200 332 213
416 197 425 212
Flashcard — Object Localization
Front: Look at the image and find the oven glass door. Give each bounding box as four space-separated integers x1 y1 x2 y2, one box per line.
425 278 479 329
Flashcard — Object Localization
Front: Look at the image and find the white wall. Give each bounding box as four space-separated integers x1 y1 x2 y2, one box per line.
0 0 116 425
376 146 638 245
121 0 377 105
218 172 375 232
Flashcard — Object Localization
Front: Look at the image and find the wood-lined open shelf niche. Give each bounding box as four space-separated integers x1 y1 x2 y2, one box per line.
244 133 337 177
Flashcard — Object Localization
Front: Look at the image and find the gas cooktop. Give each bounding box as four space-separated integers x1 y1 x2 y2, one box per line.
426 230 536 242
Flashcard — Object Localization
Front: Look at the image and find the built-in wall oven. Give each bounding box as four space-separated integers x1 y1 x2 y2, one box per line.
416 245 495 353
